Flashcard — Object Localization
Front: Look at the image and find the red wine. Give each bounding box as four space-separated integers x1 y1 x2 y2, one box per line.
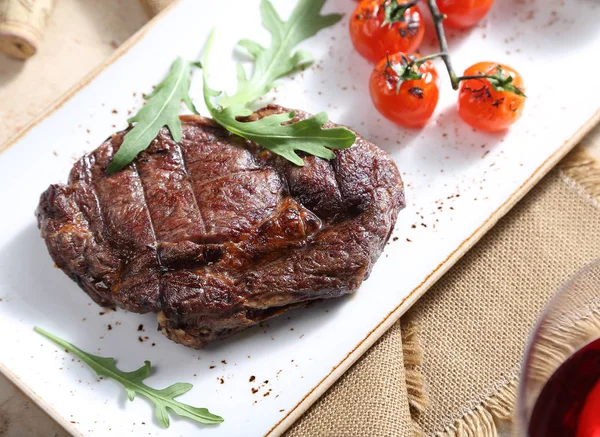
529 337 600 437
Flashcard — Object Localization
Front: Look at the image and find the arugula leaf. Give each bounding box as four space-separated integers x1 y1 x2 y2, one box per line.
204 0 356 166
107 57 200 174
34 327 223 428
204 98 356 165
218 0 342 109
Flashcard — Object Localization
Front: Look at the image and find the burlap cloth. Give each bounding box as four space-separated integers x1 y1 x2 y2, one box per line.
284 144 600 437
0 1 598 435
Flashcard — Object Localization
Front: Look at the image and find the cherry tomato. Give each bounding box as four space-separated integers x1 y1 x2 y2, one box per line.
369 53 440 128
457 62 525 132
437 0 494 29
350 0 425 63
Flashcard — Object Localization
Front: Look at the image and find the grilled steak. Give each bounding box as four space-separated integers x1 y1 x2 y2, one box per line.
36 105 405 349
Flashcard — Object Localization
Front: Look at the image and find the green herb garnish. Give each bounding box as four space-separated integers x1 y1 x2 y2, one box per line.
203 0 356 166
385 53 423 94
107 0 354 172
381 0 417 27
34 327 223 428
107 57 200 174
479 65 526 97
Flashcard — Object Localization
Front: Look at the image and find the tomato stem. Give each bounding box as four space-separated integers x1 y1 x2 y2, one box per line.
457 75 494 81
425 0 459 89
424 0 524 97
412 52 447 66
455 69 526 97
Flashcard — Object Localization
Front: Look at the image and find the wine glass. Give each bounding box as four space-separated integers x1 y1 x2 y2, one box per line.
518 258 600 437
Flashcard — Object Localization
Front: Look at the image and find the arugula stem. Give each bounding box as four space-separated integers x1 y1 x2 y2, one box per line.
34 327 223 426
35 327 152 399
35 326 117 375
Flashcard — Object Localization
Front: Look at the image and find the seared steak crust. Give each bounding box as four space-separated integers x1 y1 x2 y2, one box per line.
36 106 405 349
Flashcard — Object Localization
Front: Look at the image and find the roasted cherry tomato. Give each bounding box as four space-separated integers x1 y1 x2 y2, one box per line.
369 53 440 128
350 0 425 63
437 0 495 29
457 62 525 132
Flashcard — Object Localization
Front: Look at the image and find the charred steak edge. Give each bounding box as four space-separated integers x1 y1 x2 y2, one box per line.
36 105 405 349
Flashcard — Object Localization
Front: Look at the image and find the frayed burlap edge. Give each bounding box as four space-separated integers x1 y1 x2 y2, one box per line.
401 323 428 437
559 146 600 200
429 379 519 437
402 144 600 437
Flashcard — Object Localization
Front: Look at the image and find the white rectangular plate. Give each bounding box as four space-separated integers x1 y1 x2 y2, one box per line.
0 0 599 436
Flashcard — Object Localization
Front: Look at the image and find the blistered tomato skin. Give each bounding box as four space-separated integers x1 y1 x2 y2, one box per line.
350 0 425 63
437 0 495 29
457 62 525 132
369 53 440 128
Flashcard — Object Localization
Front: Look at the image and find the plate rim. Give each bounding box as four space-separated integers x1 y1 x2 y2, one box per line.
1 1 599 435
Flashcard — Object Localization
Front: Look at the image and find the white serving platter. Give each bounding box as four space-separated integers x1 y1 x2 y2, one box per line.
0 0 599 436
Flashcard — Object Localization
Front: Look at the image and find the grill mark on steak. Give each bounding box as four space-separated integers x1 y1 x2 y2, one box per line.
68 158 108 263
70 154 121 303
136 134 206 242
90 140 154 248
178 126 260 183
280 155 345 222
89 139 161 312
37 105 405 348
327 156 347 218
175 140 207 237
181 168 266 192
193 169 285 243
177 127 279 243
132 161 165 309
69 155 104 240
